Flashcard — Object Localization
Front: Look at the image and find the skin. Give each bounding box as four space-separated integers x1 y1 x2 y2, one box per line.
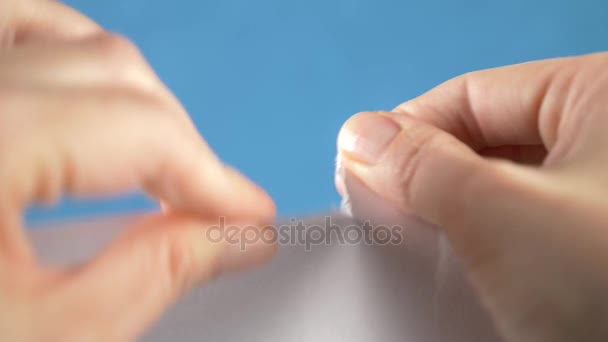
0 1 276 341
338 53 608 341
2 1 607 341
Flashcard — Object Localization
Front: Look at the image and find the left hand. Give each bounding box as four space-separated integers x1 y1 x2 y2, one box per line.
0 1 276 341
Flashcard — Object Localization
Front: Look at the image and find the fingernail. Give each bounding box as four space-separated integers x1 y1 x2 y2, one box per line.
338 112 401 164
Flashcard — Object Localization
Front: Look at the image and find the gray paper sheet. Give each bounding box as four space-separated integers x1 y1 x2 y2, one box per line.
28 207 501 342
28 169 502 341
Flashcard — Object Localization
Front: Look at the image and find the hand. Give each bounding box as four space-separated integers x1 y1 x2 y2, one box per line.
337 53 608 342
0 1 275 340
1 0 101 46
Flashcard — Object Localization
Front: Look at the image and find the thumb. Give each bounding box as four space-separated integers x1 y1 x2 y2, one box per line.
336 111 549 249
337 111 608 342
44 214 276 340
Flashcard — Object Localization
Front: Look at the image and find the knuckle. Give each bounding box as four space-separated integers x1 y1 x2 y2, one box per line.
166 240 194 289
96 32 139 56
93 33 145 69
394 128 447 203
156 233 199 295
89 34 179 109
86 34 188 119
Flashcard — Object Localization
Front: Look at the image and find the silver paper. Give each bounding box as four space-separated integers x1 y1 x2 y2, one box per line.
27 206 501 341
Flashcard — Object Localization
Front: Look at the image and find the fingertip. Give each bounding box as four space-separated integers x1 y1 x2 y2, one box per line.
337 111 488 226
149 151 276 224
223 165 276 223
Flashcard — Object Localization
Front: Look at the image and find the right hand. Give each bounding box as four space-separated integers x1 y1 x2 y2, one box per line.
337 53 608 342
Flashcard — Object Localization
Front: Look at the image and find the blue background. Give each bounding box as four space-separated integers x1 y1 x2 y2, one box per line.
26 0 608 223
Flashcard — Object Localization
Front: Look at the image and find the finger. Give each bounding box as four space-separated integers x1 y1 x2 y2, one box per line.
0 33 170 95
337 114 608 342
10 0 101 44
392 53 608 156
0 86 275 257
479 145 547 165
1 32 193 131
336 111 547 227
40 214 276 340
